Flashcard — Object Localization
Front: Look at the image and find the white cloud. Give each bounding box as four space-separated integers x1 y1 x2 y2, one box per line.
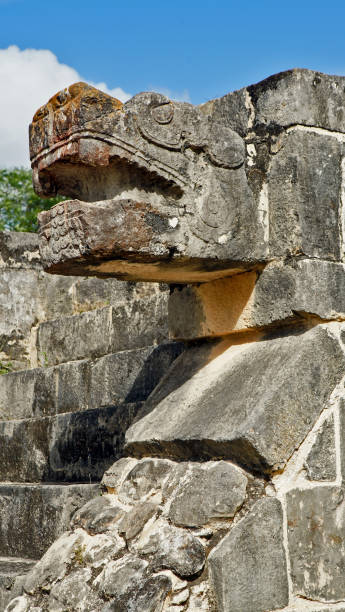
150 86 191 103
0 45 131 168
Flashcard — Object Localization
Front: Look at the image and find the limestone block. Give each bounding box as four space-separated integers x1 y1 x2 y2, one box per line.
338 400 345 481
93 555 148 599
36 293 168 366
118 502 157 540
88 341 184 408
23 529 93 593
206 68 345 135
169 259 345 339
130 518 205 577
101 457 138 493
166 461 247 527
72 495 125 534
119 458 175 503
0 367 56 420
0 484 98 559
0 343 182 420
305 415 336 481
126 326 345 473
0 403 141 482
208 497 288 612
287 486 345 601
267 129 343 260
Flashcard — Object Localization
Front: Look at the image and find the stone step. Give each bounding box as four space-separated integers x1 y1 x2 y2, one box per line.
0 342 184 420
0 403 141 482
126 325 345 475
0 557 36 611
36 292 168 366
0 483 99 559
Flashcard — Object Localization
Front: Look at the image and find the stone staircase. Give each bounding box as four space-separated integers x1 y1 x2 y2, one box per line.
0 231 181 609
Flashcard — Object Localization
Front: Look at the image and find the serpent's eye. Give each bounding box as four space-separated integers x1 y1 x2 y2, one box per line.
151 103 174 124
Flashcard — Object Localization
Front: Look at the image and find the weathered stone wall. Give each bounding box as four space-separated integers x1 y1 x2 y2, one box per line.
0 231 180 611
6 69 345 612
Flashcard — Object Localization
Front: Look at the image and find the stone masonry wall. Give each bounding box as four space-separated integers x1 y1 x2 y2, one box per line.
7 69 345 611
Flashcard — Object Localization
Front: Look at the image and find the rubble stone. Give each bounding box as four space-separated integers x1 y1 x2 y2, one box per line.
167 461 247 526
131 518 205 577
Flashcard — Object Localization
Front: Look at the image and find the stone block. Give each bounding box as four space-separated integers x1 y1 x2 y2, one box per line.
267 129 343 261
0 403 141 482
126 325 345 473
208 497 288 612
37 292 168 366
0 342 181 420
130 518 205 577
88 342 184 408
0 367 55 420
287 486 345 601
72 495 125 534
206 68 345 135
0 483 99 558
305 415 336 481
169 259 345 339
55 359 89 413
119 458 175 504
167 461 247 527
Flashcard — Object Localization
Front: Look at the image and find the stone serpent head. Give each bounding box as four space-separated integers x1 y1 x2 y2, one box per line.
30 83 265 282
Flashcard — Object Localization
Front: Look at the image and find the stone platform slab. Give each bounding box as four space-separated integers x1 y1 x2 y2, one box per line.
36 293 168 366
0 342 183 420
126 325 345 474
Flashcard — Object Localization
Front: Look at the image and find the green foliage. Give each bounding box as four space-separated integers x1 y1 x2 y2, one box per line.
0 167 65 232
0 361 13 375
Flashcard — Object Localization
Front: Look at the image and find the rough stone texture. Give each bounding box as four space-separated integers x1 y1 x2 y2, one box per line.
0 404 141 482
0 342 183 419
94 555 148 599
267 129 343 261
305 415 336 481
24 529 125 598
131 518 205 577
118 501 157 540
48 568 104 612
119 457 175 503
287 486 345 601
167 461 247 526
169 259 345 339
0 484 99 558
72 494 125 534
101 457 138 493
208 497 288 612
0 558 36 611
338 398 345 480
126 325 345 473
36 293 168 366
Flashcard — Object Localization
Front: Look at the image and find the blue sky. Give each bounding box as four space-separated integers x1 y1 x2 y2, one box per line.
1 0 345 165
